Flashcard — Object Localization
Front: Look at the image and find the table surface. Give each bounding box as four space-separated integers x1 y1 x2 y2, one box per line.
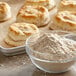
0 0 76 76
0 51 76 76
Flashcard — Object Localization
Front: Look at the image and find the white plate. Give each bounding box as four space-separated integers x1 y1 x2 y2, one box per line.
0 45 25 56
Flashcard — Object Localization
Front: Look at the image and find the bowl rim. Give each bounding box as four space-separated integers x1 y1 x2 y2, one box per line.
26 30 76 63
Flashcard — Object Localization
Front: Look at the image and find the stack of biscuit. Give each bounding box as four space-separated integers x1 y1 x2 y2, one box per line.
4 23 39 46
49 0 76 32
17 5 50 27
24 0 56 11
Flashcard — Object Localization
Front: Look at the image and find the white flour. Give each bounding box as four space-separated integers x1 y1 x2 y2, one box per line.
31 33 76 61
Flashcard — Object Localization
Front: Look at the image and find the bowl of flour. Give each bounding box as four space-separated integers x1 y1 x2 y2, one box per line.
26 30 76 73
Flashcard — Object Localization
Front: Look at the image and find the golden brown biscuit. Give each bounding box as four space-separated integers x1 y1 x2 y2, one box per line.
25 0 56 11
58 0 76 11
4 23 39 47
0 2 11 21
49 11 76 31
8 23 39 41
17 5 50 27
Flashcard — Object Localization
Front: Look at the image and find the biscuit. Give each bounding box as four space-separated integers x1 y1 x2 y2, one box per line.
0 2 11 21
25 0 56 11
17 5 50 27
4 23 39 46
58 0 76 11
8 23 39 41
49 11 76 31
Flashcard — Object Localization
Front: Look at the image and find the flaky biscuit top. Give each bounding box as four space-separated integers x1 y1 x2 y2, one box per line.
25 0 55 10
9 23 39 36
17 5 47 19
55 11 76 26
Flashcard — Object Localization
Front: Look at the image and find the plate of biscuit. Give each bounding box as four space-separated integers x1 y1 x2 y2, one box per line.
0 0 57 56
0 0 76 56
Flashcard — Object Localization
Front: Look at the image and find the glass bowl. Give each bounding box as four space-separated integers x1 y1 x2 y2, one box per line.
25 30 76 73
